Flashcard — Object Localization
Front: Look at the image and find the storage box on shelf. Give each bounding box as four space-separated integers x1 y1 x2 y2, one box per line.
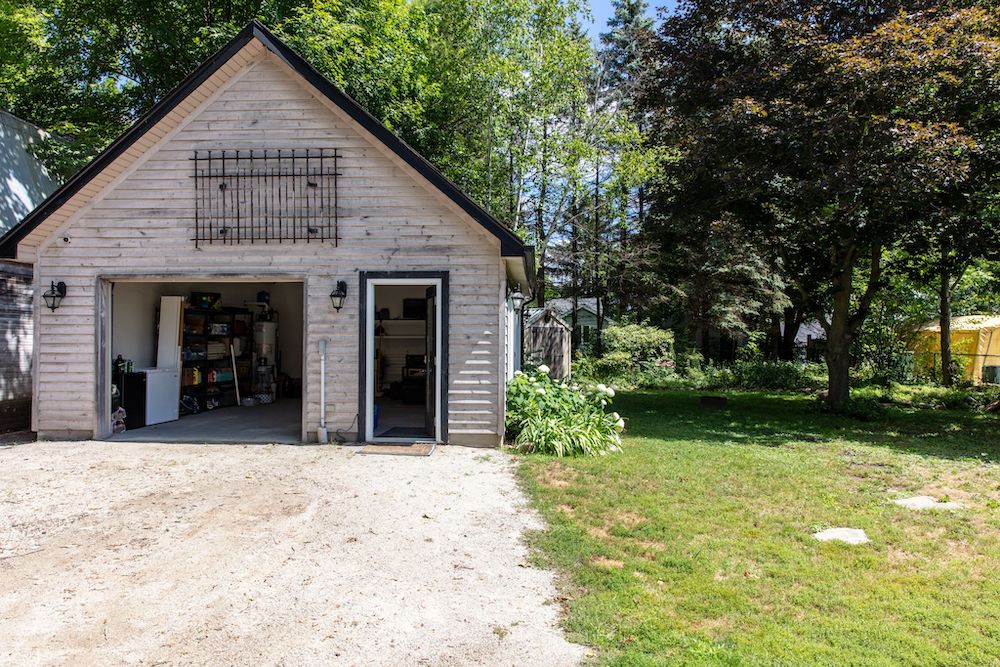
180 306 254 413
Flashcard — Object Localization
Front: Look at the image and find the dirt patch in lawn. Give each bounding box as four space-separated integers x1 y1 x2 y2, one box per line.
0 441 584 666
538 462 579 488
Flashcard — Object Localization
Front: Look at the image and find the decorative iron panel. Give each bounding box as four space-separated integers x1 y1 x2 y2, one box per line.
192 148 340 247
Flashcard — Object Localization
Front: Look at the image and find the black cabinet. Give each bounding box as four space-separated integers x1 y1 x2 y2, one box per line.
121 372 147 430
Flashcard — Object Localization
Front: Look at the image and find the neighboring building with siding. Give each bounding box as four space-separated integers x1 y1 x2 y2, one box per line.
0 112 58 431
527 297 610 349
0 22 534 444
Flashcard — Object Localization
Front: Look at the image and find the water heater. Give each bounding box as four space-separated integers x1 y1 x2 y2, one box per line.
254 321 278 362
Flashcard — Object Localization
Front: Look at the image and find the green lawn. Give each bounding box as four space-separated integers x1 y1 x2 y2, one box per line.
517 390 1000 666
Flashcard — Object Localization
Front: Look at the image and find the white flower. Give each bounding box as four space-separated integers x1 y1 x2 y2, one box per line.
601 399 607 407
535 388 546 395
537 364 550 374
514 370 523 376
596 383 608 393
605 386 616 397
615 418 625 432
612 412 621 420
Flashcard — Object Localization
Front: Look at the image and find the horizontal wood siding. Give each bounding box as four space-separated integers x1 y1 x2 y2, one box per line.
34 53 503 443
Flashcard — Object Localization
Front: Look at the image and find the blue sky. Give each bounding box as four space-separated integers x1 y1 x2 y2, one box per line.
585 0 678 43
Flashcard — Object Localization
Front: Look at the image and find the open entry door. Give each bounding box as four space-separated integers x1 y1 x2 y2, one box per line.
363 273 446 443
425 286 437 436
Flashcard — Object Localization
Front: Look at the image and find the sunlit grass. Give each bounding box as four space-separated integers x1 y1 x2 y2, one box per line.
518 390 1000 666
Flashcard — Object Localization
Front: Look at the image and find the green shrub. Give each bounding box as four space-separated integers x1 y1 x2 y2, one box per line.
573 323 676 388
602 323 674 362
855 382 1000 411
634 360 682 388
591 350 634 378
711 360 825 391
506 367 624 457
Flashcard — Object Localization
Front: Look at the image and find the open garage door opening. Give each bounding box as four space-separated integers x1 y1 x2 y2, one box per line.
108 280 304 443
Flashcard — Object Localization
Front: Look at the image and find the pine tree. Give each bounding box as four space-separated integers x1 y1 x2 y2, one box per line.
599 0 653 106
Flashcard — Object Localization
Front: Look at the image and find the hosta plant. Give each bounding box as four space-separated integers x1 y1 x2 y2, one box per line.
506 366 624 457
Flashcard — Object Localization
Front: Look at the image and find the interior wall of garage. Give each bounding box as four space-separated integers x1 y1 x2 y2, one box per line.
111 282 303 377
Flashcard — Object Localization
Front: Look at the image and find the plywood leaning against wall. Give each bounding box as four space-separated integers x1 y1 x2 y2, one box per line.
32 50 505 444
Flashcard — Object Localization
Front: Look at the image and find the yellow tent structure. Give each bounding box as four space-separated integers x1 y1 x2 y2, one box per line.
912 315 1000 384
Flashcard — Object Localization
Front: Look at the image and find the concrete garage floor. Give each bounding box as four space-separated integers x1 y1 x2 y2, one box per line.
0 440 584 666
112 399 302 443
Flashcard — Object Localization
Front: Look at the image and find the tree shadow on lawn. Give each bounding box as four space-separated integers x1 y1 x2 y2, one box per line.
619 390 999 463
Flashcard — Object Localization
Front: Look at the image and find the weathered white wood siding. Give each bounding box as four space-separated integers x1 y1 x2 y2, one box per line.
32 52 505 444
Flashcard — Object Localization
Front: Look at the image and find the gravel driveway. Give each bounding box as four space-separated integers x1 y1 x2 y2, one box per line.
0 441 583 666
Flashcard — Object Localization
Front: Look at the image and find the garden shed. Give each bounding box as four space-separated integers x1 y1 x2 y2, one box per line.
0 21 534 445
525 307 572 380
912 315 1000 384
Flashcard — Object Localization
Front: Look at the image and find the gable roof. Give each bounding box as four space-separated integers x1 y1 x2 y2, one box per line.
525 307 571 330
533 297 605 320
0 20 529 261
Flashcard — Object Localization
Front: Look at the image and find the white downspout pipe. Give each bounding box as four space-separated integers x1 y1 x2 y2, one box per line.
318 338 329 443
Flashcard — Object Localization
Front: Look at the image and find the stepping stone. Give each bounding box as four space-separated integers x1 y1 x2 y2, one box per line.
893 495 963 511
813 527 869 545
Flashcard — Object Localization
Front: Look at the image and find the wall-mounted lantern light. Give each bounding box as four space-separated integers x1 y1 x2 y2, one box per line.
42 281 67 311
330 280 348 312
508 283 525 311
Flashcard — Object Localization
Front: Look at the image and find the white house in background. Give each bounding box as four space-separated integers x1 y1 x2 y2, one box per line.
526 297 611 348
782 319 827 361
0 111 59 431
0 22 534 445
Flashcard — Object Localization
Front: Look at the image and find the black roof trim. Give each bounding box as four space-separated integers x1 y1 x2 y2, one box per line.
0 20 527 258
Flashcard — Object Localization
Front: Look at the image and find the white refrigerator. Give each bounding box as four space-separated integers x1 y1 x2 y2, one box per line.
149 295 183 424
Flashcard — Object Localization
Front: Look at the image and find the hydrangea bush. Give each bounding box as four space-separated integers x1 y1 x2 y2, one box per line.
505 366 624 457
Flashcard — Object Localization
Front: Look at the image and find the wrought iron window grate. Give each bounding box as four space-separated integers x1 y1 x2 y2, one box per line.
192 148 340 247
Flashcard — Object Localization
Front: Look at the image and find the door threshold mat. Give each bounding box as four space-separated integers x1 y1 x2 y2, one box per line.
359 442 436 457
377 426 434 438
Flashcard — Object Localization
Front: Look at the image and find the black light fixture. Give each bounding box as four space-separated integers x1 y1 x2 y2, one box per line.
42 281 67 311
508 283 525 311
330 280 348 311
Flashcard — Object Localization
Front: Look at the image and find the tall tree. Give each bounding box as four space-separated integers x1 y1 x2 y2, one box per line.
597 0 656 320
599 0 652 104
643 1 999 407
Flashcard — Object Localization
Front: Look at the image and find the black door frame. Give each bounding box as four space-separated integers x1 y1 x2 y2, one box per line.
358 271 449 442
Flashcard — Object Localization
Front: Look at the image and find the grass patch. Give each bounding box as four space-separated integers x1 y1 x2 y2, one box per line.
518 390 1000 666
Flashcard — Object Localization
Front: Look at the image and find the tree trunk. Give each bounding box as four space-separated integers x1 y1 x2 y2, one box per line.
570 195 580 351
939 263 954 387
535 250 546 308
699 325 711 362
824 269 855 410
780 307 802 361
592 157 603 356
534 121 549 307
766 314 782 360
826 338 852 408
